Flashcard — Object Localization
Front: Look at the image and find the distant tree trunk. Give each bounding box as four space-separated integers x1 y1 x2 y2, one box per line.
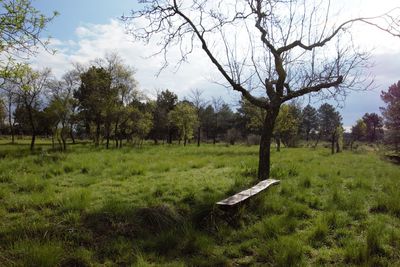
184 134 187 146
331 133 336 155
26 104 36 151
95 122 100 147
276 137 281 152
8 100 14 144
69 123 75 144
336 138 340 153
313 133 321 149
258 104 280 180
114 121 119 148
61 125 67 151
51 133 55 149
197 126 201 147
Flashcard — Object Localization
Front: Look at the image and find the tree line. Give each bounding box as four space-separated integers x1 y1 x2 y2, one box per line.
0 53 397 153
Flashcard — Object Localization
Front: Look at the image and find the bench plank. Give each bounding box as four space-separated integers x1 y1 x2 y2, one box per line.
216 179 280 206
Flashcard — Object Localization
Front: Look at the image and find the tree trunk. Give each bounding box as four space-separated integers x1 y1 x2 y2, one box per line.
184 135 187 146
30 133 36 151
258 105 280 180
95 122 100 147
197 126 201 147
331 133 336 155
276 137 281 152
114 121 119 148
8 100 14 144
313 133 321 149
26 105 36 151
336 137 341 153
61 125 67 151
69 125 75 144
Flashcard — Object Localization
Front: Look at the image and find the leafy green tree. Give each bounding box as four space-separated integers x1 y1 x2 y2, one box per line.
301 105 318 141
46 70 79 150
95 53 139 148
130 106 153 145
351 119 367 146
150 89 178 144
74 66 113 147
362 113 384 143
168 102 198 146
0 97 6 132
200 104 215 141
12 65 51 150
0 0 57 59
317 103 342 154
238 97 266 135
381 81 400 153
274 104 301 151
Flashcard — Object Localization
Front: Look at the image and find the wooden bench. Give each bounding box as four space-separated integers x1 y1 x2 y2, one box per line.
216 179 280 206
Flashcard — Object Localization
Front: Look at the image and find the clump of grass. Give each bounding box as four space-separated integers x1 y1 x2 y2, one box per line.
258 235 304 266
309 219 329 248
60 189 91 211
287 202 311 219
300 177 311 188
61 247 92 267
344 239 366 264
270 165 286 179
275 236 304 267
16 177 48 193
240 163 257 177
135 204 183 234
371 191 400 217
33 152 66 166
0 172 12 183
287 165 299 177
129 166 146 176
63 165 74 173
366 225 386 257
13 240 64 267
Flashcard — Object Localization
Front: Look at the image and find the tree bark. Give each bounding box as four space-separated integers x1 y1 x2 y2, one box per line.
258 105 280 180
331 133 336 155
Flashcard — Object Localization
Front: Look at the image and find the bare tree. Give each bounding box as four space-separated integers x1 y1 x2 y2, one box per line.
211 96 224 144
123 0 400 180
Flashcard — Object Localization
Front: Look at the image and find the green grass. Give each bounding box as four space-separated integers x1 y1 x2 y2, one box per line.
0 139 400 266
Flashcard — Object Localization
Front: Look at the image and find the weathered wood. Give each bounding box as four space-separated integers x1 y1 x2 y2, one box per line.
216 179 280 206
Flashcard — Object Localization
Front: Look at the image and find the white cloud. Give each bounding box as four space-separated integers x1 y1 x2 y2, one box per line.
32 19 228 101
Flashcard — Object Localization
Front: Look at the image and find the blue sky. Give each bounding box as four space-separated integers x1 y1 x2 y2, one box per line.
30 0 400 128
33 0 139 40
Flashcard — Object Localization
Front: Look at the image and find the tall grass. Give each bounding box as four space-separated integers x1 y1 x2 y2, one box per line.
0 140 399 265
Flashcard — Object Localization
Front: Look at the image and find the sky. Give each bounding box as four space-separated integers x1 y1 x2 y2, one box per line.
30 0 400 128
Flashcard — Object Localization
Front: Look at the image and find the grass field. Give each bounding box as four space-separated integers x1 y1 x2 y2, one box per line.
0 140 399 266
